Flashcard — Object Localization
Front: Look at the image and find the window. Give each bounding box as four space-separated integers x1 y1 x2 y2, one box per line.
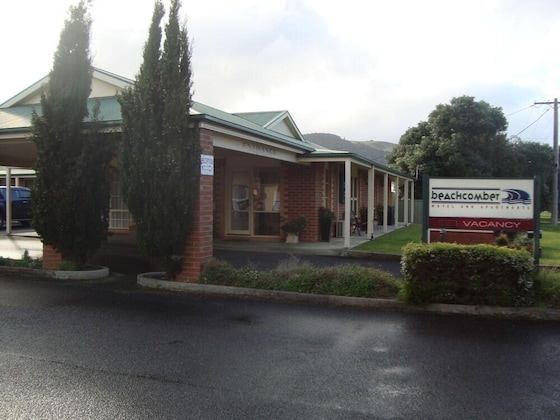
109 178 132 229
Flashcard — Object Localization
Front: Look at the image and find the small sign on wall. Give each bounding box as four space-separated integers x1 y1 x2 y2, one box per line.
201 154 214 176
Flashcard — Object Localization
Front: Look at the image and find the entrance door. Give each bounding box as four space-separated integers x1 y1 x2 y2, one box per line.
229 171 251 234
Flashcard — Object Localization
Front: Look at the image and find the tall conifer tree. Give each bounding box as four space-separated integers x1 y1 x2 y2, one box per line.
119 0 200 279
31 0 112 267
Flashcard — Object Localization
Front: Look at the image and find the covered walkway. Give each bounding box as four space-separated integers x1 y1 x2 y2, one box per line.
0 224 402 262
214 224 401 256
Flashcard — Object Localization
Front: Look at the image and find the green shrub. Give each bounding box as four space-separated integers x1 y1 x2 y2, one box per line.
275 255 311 273
401 243 536 307
276 264 324 293
200 257 401 299
199 259 238 286
235 266 262 288
55 260 80 271
494 233 509 247
314 265 400 298
534 268 560 309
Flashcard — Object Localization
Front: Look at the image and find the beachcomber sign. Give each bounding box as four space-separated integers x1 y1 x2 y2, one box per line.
428 178 534 230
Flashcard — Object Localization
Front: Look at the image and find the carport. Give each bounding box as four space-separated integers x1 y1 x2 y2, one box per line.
0 93 39 234
0 142 37 234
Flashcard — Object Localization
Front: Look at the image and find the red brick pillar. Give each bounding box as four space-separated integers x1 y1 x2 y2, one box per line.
177 129 214 282
42 245 62 270
281 162 323 242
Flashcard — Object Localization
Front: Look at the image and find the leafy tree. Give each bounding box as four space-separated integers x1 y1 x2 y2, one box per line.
507 138 554 211
388 96 554 210
119 0 200 279
388 96 510 197
31 0 113 267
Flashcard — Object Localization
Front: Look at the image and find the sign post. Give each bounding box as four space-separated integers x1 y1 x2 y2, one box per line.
533 176 541 265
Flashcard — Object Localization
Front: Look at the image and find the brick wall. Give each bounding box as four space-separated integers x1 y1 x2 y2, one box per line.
374 174 386 204
177 128 214 282
333 164 344 220
281 162 323 242
327 165 337 210
429 230 495 245
358 169 369 215
42 245 62 270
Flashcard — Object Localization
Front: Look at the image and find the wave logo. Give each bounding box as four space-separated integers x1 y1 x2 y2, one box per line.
502 189 531 205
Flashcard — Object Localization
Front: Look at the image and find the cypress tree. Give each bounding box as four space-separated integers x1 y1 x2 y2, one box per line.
119 0 200 279
31 0 113 267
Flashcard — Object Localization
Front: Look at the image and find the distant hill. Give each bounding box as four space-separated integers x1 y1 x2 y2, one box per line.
303 133 396 166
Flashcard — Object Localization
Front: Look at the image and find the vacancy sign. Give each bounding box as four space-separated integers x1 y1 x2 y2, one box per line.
428 178 534 230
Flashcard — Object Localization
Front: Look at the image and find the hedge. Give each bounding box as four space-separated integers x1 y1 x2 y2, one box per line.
199 257 401 299
401 243 537 307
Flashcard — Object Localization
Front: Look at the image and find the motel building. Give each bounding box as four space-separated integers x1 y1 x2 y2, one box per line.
0 68 415 281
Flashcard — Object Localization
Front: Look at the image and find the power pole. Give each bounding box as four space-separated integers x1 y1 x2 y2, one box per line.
535 98 558 225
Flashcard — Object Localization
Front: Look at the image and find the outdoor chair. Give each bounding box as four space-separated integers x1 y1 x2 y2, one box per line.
351 211 361 235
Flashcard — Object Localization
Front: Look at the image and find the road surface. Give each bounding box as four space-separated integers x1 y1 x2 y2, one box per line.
1 275 559 419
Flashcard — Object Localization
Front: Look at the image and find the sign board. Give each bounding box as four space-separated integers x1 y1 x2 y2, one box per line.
200 154 214 176
427 177 534 230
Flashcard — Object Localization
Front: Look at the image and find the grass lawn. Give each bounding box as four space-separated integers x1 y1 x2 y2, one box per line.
354 219 560 266
353 224 422 255
540 224 560 265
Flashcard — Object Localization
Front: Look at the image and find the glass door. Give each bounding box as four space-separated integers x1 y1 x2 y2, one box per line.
252 169 280 236
229 171 251 234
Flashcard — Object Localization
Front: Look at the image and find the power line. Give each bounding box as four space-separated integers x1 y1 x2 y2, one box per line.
510 108 550 138
505 104 536 117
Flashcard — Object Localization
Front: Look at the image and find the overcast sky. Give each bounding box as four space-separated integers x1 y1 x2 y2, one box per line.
1 0 559 145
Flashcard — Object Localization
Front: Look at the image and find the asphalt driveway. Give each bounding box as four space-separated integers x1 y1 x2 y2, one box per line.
1 275 559 419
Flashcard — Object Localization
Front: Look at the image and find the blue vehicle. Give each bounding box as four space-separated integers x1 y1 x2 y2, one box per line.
0 186 33 228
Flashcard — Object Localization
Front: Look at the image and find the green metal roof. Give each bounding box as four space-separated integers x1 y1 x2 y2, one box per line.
0 97 412 178
0 97 123 132
191 102 315 152
0 97 313 152
0 68 412 179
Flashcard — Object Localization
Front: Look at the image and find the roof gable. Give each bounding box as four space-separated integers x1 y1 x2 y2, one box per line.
0 68 133 108
234 111 305 141
191 102 314 152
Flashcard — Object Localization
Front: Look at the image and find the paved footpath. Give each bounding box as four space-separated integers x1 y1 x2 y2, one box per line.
0 229 42 259
0 227 403 277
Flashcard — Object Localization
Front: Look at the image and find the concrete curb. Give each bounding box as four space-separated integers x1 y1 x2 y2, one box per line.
2 266 558 321
137 273 560 321
0 265 110 280
417 303 560 321
49 265 110 280
137 273 405 310
346 250 402 261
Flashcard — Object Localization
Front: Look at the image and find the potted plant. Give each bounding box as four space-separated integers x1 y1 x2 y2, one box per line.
280 215 307 243
318 206 335 241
